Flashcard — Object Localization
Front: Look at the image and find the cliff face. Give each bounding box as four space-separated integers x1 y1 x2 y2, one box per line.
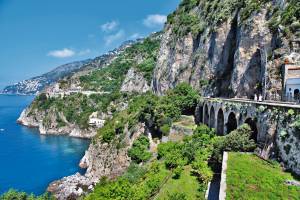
152 0 299 99
121 68 151 93
47 123 146 200
17 107 97 138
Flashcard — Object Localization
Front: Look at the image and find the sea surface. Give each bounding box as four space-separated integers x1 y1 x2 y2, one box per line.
0 95 90 195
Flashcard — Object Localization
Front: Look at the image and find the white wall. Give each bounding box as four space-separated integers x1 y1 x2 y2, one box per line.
285 79 300 97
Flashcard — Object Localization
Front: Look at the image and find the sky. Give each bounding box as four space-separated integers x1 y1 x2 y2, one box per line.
0 0 180 89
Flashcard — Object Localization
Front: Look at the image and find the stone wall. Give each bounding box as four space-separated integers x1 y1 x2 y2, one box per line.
197 98 300 175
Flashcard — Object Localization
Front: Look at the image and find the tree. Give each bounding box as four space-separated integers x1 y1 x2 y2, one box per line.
128 135 151 163
212 124 257 163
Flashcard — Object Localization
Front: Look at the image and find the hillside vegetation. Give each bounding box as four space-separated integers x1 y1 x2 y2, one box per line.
28 36 160 130
84 84 257 200
5 0 300 199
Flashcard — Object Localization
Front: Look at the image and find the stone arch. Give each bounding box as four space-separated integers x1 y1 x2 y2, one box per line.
217 109 224 136
227 112 237 134
294 89 300 100
204 104 209 126
245 118 258 142
209 106 215 128
199 106 203 124
238 114 244 126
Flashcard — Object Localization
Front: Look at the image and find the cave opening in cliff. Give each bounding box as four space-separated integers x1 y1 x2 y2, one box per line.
237 49 263 99
214 13 239 98
226 112 237 134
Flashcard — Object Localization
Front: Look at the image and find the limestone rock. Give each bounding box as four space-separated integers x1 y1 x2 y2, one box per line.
48 123 146 199
121 68 150 93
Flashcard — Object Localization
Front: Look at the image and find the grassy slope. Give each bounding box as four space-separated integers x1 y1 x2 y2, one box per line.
226 153 300 200
173 115 197 130
155 165 204 200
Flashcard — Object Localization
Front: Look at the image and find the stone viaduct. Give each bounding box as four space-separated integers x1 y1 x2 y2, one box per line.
195 97 300 143
195 97 300 176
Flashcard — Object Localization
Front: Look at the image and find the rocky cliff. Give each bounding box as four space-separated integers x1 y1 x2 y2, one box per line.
152 0 299 99
17 107 97 138
47 123 146 200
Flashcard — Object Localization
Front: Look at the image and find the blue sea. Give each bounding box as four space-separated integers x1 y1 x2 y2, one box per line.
0 95 90 195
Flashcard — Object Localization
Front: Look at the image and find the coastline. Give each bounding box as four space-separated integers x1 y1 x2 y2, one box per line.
0 95 90 195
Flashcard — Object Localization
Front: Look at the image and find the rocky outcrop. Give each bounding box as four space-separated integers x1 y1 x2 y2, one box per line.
48 123 146 200
17 108 40 127
17 107 97 139
276 115 300 175
231 8 272 98
152 1 295 100
121 68 150 93
152 28 194 95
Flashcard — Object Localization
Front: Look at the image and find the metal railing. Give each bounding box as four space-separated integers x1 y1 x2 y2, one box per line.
265 93 300 104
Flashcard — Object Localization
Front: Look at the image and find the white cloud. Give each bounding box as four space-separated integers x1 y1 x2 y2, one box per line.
104 30 125 46
143 14 167 28
47 48 92 58
101 21 119 32
47 48 75 58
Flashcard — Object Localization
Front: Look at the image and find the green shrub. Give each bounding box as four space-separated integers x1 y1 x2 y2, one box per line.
288 109 295 116
157 141 187 169
164 144 187 169
167 192 188 200
182 124 215 163
191 149 213 185
173 166 184 179
291 116 300 139
160 123 171 136
166 83 200 115
0 190 54 200
128 135 152 163
212 124 257 163
122 164 147 183
268 0 300 35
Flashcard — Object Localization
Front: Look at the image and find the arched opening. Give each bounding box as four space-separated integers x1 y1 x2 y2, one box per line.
209 106 215 128
198 106 203 124
294 89 300 100
217 109 224 136
245 118 258 142
204 104 209 126
227 112 237 134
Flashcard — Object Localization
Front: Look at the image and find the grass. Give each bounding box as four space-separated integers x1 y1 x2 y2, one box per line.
173 115 197 130
154 165 204 200
226 153 300 200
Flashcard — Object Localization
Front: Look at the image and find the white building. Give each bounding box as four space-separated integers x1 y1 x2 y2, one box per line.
284 64 300 101
89 118 105 128
88 112 105 128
